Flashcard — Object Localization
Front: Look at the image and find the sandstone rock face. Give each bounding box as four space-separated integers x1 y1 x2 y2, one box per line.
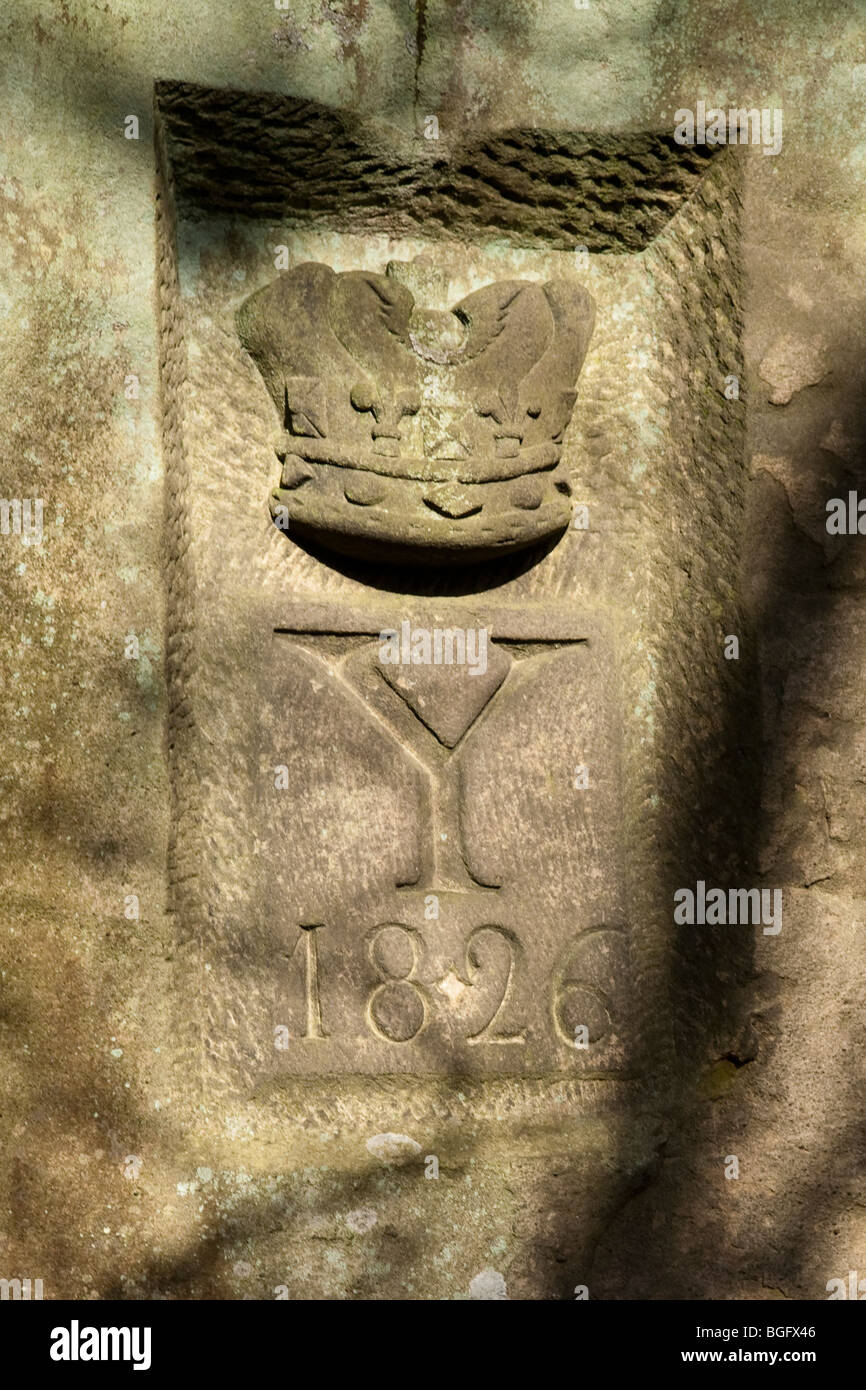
0 0 863 1304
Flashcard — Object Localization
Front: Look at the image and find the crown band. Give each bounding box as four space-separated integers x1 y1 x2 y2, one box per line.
279 439 562 484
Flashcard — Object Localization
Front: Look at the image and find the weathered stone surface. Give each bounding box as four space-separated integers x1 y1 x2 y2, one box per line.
158 80 717 251
759 332 830 405
160 119 743 1106
1 0 865 1308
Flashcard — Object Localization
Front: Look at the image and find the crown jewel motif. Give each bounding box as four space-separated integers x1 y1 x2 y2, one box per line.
237 260 596 565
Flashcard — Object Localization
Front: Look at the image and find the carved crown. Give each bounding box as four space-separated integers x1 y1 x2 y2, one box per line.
237 261 595 565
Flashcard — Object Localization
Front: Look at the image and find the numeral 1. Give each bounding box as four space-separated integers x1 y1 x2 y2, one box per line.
295 924 327 1039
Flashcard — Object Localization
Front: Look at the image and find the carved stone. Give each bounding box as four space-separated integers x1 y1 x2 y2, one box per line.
148 74 767 1303
237 261 595 563
159 116 746 1107
2 4 861 1308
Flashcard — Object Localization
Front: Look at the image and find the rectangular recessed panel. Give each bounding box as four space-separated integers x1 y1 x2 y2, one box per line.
156 85 743 1095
